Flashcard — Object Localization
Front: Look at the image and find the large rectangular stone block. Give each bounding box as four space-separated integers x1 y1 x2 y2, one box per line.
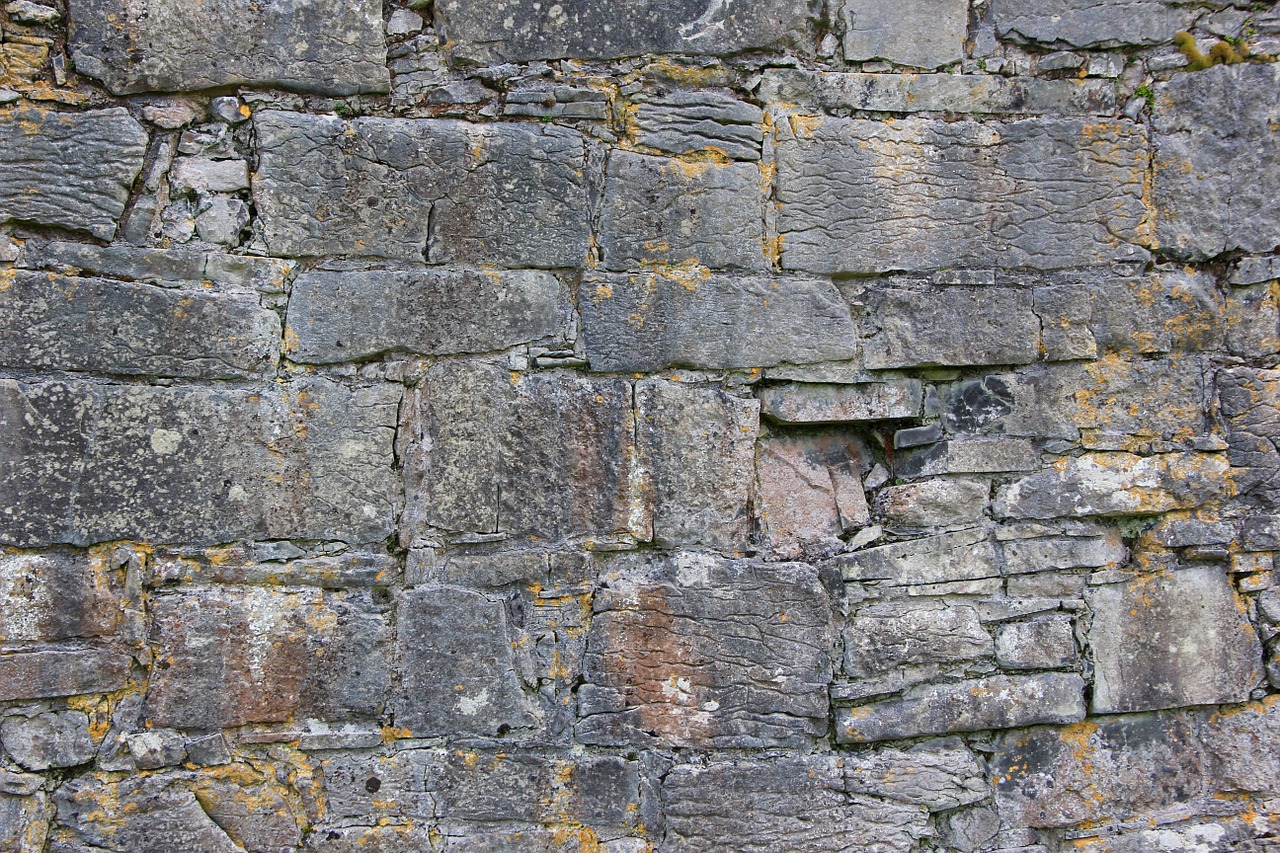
435 0 818 63
830 529 999 587
0 271 280 378
253 111 590 266
844 601 993 678
777 116 1149 274
993 0 1198 48
0 378 399 547
0 107 148 241
401 361 643 543
841 0 968 68
579 271 858 371
67 0 389 95
577 553 835 748
632 92 764 161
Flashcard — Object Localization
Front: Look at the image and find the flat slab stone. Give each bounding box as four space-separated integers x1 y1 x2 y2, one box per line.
632 91 764 161
992 0 1198 48
435 0 819 63
577 553 835 748
0 107 147 241
759 380 922 423
777 116 1148 274
253 111 589 266
1154 64 1280 259
0 378 399 547
19 240 296 293
897 438 1040 478
580 271 858 371
67 0 389 95
0 648 130 701
286 268 566 364
844 601 993 678
829 528 999 587
1087 566 1263 713
841 0 969 68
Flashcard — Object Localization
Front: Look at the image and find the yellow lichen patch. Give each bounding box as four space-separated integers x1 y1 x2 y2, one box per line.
788 114 824 140
380 726 412 742
637 59 728 87
639 258 710 292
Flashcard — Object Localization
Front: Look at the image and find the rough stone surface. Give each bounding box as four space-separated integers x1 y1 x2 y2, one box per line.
844 601 993 678
841 0 969 68
756 432 869 559
1218 367 1280 507
832 528 999 587
632 91 764 161
993 0 1199 49
759 381 922 423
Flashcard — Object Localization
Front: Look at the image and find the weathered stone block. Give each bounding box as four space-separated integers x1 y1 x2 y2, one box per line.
1001 533 1126 574
580 271 858 371
20 241 296 293
759 380 922 423
316 749 435 826
0 271 280 378
844 740 989 810
0 788 48 853
393 586 536 736
1218 368 1280 506
897 438 1040 479
0 648 129 700
837 673 1086 742
756 432 870 559
841 0 968 68
578 553 834 748
435 0 819 63
254 111 589 266
1154 64 1280 258
0 378 399 547
0 711 95 771
286 268 565 364
54 775 244 853
844 601 993 678
993 0 1198 49
777 117 1148 274
831 528 999 587
600 151 764 271
0 549 121 644
632 92 764 161
146 587 390 729
878 478 990 528
0 107 148 241
67 0 389 95
995 617 1077 670
637 380 758 549
1087 567 1263 713
401 361 642 543
664 757 929 851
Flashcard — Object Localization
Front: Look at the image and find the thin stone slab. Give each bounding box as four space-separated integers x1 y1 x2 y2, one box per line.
992 0 1198 48
0 648 130 701
580 272 858 371
20 240 296 293
286 268 566 363
435 0 819 63
254 111 590 266
759 381 922 423
840 0 969 68
67 0 389 95
777 116 1148 274
830 529 999 587
897 438 1040 478
0 107 147 241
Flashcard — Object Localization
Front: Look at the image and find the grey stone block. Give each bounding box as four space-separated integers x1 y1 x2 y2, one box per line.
759 380 922 423
580 271 857 371
878 478 990 528
20 240 296 292
0 107 147 240
841 0 969 68
577 553 835 748
1087 566 1263 713
287 268 566 363
0 711 95 771
897 438 1040 478
830 528 999 586
253 111 590 266
993 0 1198 48
777 116 1148 274
1219 367 1280 506
995 616 1077 669
0 549 122 644
843 740 990 810
0 648 130 701
1001 534 1126 574
844 601 993 678
53 775 244 853
67 0 389 95
632 91 764 161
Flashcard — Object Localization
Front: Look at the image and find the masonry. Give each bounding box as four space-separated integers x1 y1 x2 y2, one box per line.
0 0 1279 850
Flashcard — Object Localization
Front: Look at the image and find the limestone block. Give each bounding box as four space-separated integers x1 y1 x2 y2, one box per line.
1218 367 1280 506
993 0 1199 49
577 553 834 748
841 0 969 68
843 740 990 811
53 775 244 853
756 432 870 559
844 601 993 678
20 241 296 293
1001 534 1126 574
579 271 857 371
995 616 1078 670
0 108 147 240
632 91 764 161
878 478 990 528
830 528 999 586
67 0 389 95
897 438 1039 479
0 711 95 770
759 380 922 423
0 648 130 701
0 549 122 644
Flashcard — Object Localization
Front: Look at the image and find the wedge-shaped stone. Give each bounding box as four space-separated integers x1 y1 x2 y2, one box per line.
844 601 993 678
401 361 642 542
830 529 999 586
577 553 834 748
837 674 1086 743
67 0 388 95
637 380 758 550
393 586 536 737
1218 368 1280 507
0 549 121 644
0 378 399 547
633 91 764 161
580 272 857 371
0 107 147 241
600 151 764 271
1154 64 1280 258
1087 567 1262 713
993 452 1231 520
777 116 1148 274
254 111 589 266
664 757 929 852
756 432 870 560
145 587 390 729
436 0 818 63
993 0 1198 48
287 268 565 363
759 380 922 423
0 648 130 701
841 0 968 68
0 271 279 378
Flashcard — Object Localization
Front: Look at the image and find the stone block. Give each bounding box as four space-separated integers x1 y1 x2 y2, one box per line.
0 788 48 853
1087 566 1263 713
897 438 1040 478
841 0 969 68
286 268 565 364
844 601 993 678
317 749 436 825
994 616 1077 670
67 0 389 95
20 241 296 293
0 107 147 240
401 361 642 543
1001 534 1126 574
878 478 990 528
843 740 989 810
393 586 536 736
637 380 758 549
632 91 764 161
0 648 129 700
0 549 122 644
1218 367 1280 506
577 553 834 748
53 775 244 852
145 587 390 729
254 111 590 266
1154 64 1280 259
0 271 280 379
579 271 857 371
830 528 999 586
435 0 819 63
759 380 922 423
837 673 1086 742
0 711 95 770
993 0 1199 49
169 156 250 194
600 151 763 271
777 116 1148 274
756 432 870 560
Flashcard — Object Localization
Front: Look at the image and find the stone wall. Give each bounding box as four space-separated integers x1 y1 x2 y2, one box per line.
1 1 1279 851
